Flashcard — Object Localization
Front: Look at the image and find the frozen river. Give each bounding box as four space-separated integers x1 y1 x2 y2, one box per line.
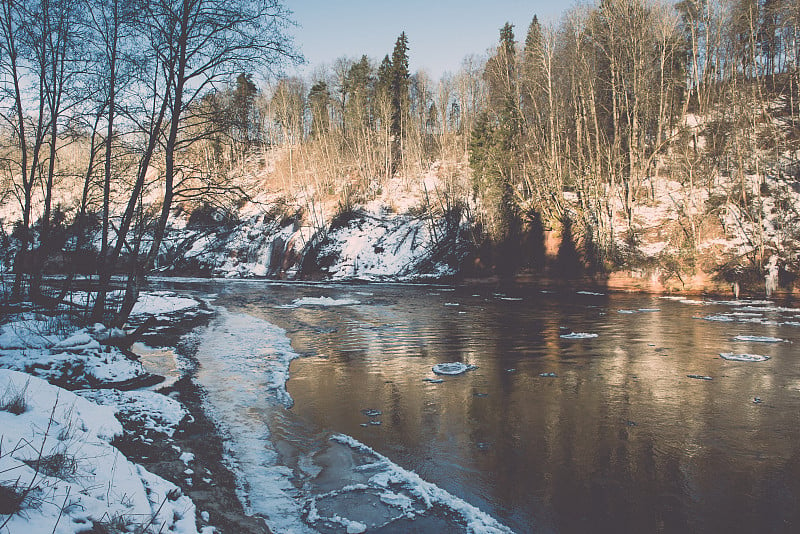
159 279 800 533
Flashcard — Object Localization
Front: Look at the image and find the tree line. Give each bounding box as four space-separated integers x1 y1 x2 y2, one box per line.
2 0 799 316
249 0 799 278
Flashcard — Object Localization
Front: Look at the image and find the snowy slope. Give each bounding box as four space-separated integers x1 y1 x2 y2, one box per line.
0 370 199 534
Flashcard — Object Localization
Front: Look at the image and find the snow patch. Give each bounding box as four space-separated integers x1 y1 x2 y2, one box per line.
0 370 198 534
77 388 188 437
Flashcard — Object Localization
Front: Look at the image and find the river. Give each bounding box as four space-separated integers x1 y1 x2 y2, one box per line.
156 279 800 533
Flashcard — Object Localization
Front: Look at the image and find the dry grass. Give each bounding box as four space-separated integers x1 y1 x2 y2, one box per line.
0 380 29 415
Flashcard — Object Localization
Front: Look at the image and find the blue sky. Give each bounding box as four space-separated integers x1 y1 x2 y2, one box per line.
287 0 569 79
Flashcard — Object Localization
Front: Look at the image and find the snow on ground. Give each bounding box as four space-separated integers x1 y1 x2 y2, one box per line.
131 290 203 317
0 370 198 534
160 191 465 281
0 290 219 532
0 315 147 387
77 388 188 437
316 212 455 281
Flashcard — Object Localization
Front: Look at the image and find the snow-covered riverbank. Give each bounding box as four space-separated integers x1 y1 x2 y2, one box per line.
0 291 221 533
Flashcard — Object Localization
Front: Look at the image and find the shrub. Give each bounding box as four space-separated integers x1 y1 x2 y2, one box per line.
0 481 26 515
0 381 29 415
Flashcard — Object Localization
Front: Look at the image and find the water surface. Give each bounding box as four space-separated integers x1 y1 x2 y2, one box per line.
194 281 800 533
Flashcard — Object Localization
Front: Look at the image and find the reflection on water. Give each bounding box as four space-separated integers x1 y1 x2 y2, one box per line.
201 282 800 533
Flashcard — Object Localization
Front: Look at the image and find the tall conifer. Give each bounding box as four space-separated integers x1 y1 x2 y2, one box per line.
389 32 410 174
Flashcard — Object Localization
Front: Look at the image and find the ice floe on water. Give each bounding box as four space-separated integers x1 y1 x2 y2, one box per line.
699 313 782 326
701 314 736 322
732 335 786 343
300 434 515 534
719 353 771 362
560 332 599 339
277 296 362 308
432 362 477 375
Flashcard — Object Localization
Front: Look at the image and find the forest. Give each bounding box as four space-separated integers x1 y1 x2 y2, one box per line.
2 0 800 325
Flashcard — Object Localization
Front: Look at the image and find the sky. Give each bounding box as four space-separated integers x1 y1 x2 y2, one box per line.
286 0 569 80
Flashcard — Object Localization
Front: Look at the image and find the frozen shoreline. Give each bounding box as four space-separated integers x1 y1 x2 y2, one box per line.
192 300 516 533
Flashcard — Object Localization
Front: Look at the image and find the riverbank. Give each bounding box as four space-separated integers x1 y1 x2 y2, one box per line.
0 290 271 533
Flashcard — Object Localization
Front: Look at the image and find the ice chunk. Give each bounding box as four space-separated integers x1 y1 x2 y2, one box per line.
719 353 771 362
732 335 785 343
279 296 361 308
559 332 599 339
432 362 477 375
702 314 737 322
346 521 367 534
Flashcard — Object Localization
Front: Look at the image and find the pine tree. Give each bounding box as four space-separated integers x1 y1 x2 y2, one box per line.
389 32 410 174
344 55 373 129
308 80 330 138
232 73 258 143
470 23 522 245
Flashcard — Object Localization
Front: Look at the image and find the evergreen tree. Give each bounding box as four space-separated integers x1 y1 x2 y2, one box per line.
389 32 410 174
308 80 331 138
344 55 373 129
522 15 544 123
232 73 258 143
470 23 522 249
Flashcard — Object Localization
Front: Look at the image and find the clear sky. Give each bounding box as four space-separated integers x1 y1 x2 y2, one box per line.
286 0 569 80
